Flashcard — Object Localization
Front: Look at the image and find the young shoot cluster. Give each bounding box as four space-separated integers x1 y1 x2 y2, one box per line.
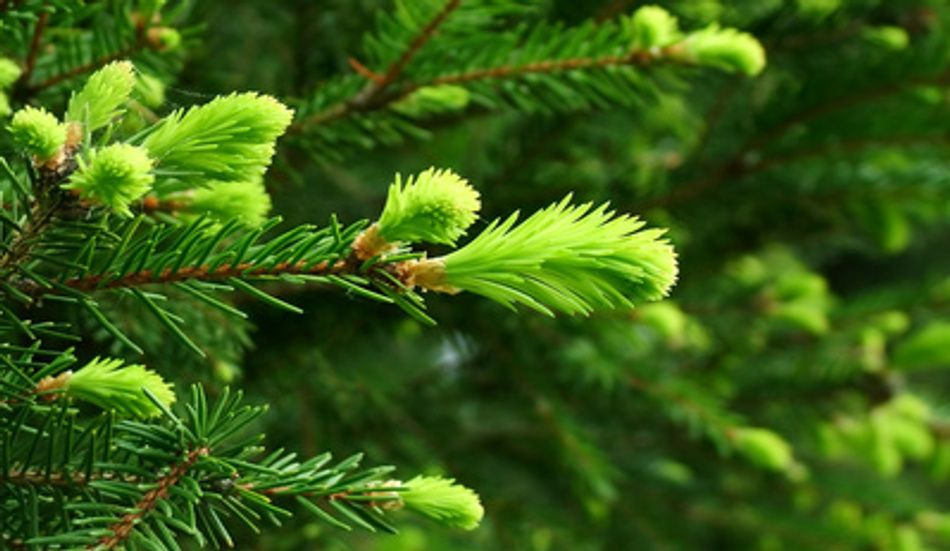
5 61 289 223
360 169 679 316
62 143 155 216
9 106 68 162
625 5 766 76
354 168 481 260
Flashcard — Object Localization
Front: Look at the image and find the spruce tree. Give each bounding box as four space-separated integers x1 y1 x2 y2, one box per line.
1 1 949 550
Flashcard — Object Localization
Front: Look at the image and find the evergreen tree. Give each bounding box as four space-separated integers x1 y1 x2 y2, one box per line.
1 1 949 550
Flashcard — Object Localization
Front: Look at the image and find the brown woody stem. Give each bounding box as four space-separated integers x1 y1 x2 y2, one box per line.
95 446 210 550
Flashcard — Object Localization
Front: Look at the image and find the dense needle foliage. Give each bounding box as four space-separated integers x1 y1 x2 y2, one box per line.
2 0 950 550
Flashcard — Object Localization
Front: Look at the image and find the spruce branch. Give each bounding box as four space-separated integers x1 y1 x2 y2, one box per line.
648 68 950 210
94 445 211 550
355 167 481 258
55 258 355 294
397 47 674 93
626 374 739 446
28 38 148 94
291 5 765 146
400 196 678 316
0 201 59 285
291 0 463 131
291 45 677 132
0 385 482 545
626 375 797 473
363 0 462 90
2 467 134 488
649 134 950 211
19 13 176 96
0 162 78 297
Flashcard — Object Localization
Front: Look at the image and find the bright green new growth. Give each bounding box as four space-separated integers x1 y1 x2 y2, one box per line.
8 106 67 161
438 196 678 316
186 178 272 227
863 26 910 50
0 57 22 89
0 93 10 118
392 85 471 117
625 5 682 49
400 476 484 530
134 72 166 109
734 428 794 472
378 168 481 245
683 26 767 76
66 61 135 131
64 144 155 216
65 358 175 419
150 27 182 51
142 92 294 190
893 321 950 370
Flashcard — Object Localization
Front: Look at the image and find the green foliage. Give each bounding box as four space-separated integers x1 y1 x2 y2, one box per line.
8 106 67 160
66 61 135 132
134 72 167 109
3 0 950 550
0 57 21 88
682 25 766 75
376 167 481 246
294 0 768 161
150 27 182 51
432 197 678 315
400 476 485 530
142 93 294 191
733 427 795 473
184 178 273 227
823 395 935 478
64 357 175 418
392 85 471 117
63 143 155 215
893 322 950 370
625 5 683 49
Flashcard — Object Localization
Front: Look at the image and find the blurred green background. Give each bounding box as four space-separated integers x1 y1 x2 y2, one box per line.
111 0 950 549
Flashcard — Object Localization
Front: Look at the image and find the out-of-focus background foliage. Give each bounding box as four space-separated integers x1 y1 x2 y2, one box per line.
113 0 950 549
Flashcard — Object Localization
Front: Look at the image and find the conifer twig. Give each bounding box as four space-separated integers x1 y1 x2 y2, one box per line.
405 50 669 90
626 375 737 443
648 70 950 209
373 0 462 90
292 0 462 131
17 11 48 87
27 34 149 93
0 198 64 284
291 47 680 132
743 135 950 174
95 446 210 550
3 468 139 488
57 259 355 294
